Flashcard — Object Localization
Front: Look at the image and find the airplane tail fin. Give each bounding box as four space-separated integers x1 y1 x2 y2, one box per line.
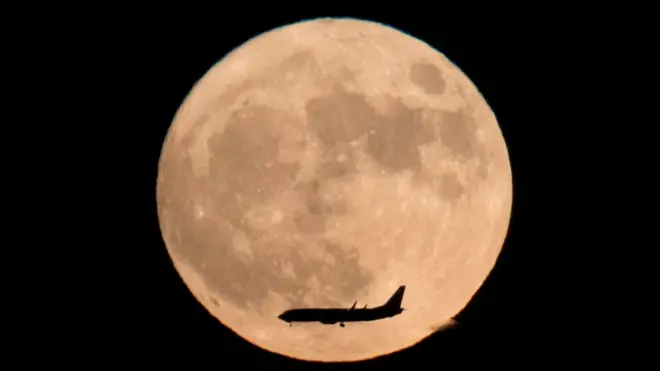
382 285 406 309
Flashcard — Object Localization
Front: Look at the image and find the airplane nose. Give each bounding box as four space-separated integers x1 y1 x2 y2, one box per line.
277 313 285 320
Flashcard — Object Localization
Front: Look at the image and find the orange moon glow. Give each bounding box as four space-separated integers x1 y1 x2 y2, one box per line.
156 18 512 362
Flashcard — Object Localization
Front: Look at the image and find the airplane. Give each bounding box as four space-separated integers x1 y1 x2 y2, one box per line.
277 285 406 327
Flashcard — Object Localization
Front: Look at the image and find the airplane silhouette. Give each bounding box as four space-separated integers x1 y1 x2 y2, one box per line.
277 285 406 327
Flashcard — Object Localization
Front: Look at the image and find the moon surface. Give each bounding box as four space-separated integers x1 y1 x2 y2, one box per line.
156 18 512 362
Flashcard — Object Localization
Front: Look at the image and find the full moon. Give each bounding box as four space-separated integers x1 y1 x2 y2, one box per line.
156 18 512 362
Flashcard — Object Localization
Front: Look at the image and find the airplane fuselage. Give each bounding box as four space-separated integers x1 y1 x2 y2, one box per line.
279 306 401 325
277 285 406 327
